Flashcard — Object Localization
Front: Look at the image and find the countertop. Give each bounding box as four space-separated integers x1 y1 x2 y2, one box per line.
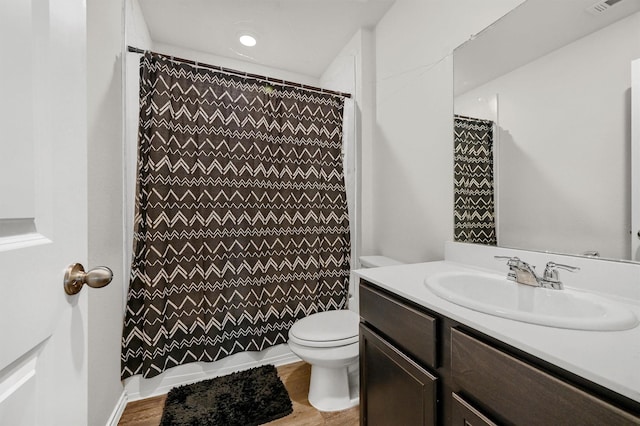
354 260 640 403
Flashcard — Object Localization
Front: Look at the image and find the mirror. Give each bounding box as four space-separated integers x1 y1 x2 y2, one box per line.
453 0 640 262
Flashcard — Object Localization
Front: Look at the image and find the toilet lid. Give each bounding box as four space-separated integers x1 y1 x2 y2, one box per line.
289 310 359 347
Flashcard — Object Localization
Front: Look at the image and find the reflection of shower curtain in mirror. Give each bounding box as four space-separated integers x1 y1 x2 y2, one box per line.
454 115 496 245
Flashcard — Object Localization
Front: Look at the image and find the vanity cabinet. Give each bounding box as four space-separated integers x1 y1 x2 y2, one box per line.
359 280 640 426
359 282 440 425
451 392 497 426
359 283 437 367
360 325 437 426
451 329 640 425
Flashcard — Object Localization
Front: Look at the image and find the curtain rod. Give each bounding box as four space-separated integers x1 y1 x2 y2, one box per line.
454 113 493 123
126 46 351 99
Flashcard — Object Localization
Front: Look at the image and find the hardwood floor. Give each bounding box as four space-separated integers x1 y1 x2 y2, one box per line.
118 394 167 426
118 361 359 426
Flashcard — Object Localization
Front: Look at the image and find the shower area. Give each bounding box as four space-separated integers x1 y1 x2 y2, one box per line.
122 1 363 395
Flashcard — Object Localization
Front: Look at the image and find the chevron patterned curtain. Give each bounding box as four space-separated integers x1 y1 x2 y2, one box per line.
453 115 497 245
121 52 350 379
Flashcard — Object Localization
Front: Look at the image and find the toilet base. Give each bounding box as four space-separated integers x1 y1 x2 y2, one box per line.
308 364 359 412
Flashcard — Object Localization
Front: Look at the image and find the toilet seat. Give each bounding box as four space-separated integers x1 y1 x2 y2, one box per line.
289 310 359 348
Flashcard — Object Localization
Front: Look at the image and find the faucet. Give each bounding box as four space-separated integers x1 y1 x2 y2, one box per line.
540 261 580 290
494 256 579 290
495 256 539 286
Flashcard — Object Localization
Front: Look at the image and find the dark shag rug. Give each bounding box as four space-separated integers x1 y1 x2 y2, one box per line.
160 364 293 426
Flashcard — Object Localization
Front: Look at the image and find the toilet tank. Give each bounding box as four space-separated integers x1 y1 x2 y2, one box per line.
348 255 403 313
359 256 403 268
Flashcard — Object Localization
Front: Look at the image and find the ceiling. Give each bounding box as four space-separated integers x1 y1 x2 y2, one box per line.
137 0 396 78
454 0 640 95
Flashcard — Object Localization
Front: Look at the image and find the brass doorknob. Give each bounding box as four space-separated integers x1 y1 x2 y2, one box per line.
64 263 113 295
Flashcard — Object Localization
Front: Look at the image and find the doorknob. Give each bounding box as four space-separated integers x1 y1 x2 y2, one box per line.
64 263 113 295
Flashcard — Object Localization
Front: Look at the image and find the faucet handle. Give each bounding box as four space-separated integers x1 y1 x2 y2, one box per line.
494 256 533 269
494 255 520 266
494 255 515 261
544 261 580 275
541 262 580 289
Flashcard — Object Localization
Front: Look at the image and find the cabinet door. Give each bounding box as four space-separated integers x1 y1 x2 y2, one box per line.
451 393 497 426
451 328 640 425
360 324 438 426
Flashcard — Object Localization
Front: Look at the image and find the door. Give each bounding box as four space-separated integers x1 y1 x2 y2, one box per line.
632 58 640 261
360 325 438 426
0 0 89 424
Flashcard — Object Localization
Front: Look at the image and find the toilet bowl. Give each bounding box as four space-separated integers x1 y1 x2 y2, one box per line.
288 309 359 412
288 255 402 412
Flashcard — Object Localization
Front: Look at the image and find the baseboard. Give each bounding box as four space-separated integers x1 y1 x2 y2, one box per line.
105 390 128 426
124 345 301 402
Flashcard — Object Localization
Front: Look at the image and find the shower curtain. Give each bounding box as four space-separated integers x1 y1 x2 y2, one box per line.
121 52 351 379
453 115 497 245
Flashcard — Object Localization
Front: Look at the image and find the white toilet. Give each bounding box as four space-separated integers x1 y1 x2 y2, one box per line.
288 255 402 412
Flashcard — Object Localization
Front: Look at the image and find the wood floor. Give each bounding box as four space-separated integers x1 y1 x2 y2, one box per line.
118 361 359 426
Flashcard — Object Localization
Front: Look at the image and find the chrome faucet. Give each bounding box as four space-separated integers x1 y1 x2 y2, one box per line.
540 261 580 290
495 256 539 286
494 256 579 290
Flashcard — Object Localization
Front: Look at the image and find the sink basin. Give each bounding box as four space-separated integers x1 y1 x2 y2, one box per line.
425 272 638 331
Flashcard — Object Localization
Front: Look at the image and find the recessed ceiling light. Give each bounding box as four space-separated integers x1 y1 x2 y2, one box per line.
239 34 257 47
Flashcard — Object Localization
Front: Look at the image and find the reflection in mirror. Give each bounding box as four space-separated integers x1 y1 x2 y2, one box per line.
453 0 640 262
453 114 497 246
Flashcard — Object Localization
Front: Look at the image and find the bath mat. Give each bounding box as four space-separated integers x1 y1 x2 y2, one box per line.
160 364 293 426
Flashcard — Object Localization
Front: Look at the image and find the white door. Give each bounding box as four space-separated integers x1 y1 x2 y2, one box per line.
632 58 640 261
0 0 90 424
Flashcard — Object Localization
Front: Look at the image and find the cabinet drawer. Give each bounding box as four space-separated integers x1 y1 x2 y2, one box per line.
360 324 438 426
360 282 437 368
451 392 497 426
451 328 640 425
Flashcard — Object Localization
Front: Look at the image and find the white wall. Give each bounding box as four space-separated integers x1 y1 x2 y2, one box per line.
87 0 126 424
153 43 320 86
371 0 524 264
633 59 640 261
320 29 376 271
456 12 640 259
124 0 153 292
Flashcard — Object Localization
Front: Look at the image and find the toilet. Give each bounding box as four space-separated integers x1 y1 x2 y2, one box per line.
288 255 402 412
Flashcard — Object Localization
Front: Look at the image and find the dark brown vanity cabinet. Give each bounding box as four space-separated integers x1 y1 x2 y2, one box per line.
450 328 640 425
359 282 439 426
451 392 497 426
360 326 438 426
359 280 640 426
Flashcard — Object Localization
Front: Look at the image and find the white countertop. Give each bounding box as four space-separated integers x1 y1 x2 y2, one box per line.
354 260 640 403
